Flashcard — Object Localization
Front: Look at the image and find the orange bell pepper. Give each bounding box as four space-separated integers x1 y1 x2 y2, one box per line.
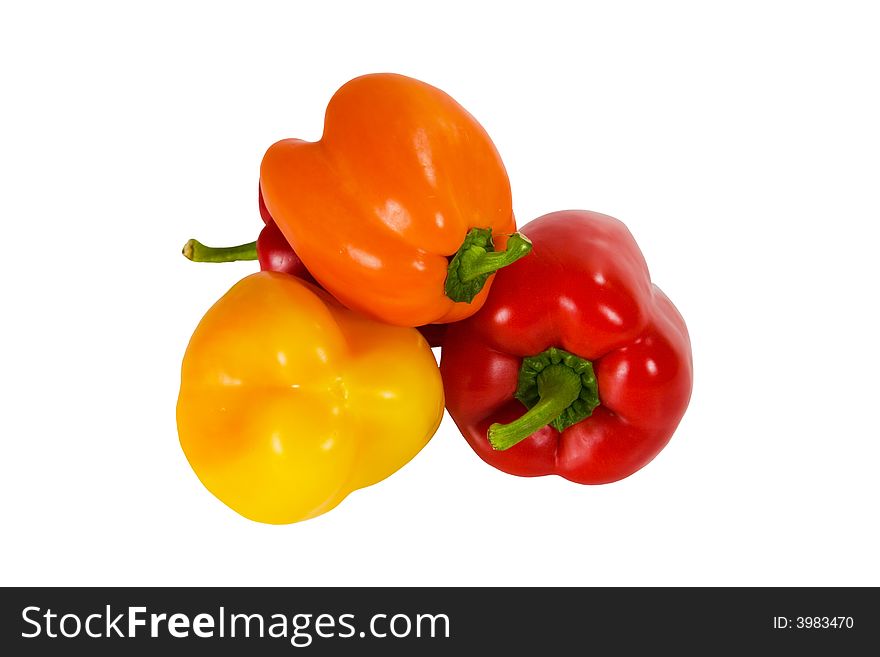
259 73 531 327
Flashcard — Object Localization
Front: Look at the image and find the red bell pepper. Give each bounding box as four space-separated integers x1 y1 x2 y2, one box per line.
440 210 692 484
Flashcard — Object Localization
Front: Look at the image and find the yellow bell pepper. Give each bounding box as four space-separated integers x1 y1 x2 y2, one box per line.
176 271 444 524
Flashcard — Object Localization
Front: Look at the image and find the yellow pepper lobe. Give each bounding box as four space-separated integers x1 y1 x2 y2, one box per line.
176 272 444 524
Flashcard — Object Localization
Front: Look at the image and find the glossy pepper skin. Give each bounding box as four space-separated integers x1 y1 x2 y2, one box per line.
177 271 444 524
440 210 692 484
260 73 530 327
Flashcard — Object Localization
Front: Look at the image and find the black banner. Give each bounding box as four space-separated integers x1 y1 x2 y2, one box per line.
0 587 874 654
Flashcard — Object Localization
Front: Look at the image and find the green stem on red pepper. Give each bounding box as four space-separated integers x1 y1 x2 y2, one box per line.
445 229 532 303
488 347 600 451
182 239 258 263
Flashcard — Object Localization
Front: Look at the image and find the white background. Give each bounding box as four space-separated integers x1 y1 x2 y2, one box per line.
2 1 878 586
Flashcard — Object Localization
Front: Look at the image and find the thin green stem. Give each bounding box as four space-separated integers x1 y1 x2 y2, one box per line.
182 239 258 263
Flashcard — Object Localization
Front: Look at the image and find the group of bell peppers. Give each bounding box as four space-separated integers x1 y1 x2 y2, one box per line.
177 73 693 524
